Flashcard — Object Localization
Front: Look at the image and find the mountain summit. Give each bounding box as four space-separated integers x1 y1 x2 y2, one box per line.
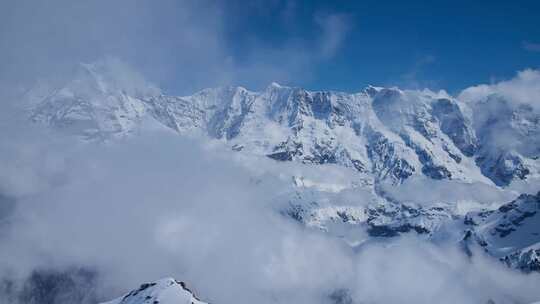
100 278 207 304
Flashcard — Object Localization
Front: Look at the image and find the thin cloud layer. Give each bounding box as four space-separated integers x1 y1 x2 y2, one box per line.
523 41 540 52
315 12 352 59
0 0 353 95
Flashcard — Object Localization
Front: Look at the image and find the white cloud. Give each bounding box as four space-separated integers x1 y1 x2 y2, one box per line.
315 13 352 58
1 123 540 304
381 176 516 209
0 0 355 96
459 69 540 109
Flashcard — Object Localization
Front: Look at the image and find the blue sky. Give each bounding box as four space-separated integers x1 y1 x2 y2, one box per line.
1 0 539 94
221 0 540 93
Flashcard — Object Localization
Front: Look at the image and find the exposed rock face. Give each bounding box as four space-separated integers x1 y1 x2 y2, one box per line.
501 247 540 273
285 198 454 239
464 192 540 241
431 98 477 157
463 192 540 272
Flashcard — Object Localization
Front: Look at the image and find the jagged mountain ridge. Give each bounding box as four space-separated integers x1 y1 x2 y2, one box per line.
26 62 540 187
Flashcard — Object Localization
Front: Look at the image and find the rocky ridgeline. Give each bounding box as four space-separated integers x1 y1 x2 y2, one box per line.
27 62 539 187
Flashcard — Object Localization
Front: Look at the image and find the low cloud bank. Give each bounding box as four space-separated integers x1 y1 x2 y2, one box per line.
381 176 516 210
0 121 539 304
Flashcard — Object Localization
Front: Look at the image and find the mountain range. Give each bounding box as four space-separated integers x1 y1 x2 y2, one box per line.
17 60 540 303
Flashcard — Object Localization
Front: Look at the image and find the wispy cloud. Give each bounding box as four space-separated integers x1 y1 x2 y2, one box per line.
315 12 352 59
0 0 354 96
522 41 540 52
2 123 540 304
396 54 439 89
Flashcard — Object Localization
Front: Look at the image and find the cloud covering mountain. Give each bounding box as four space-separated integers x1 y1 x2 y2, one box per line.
2 0 540 303
0 59 539 304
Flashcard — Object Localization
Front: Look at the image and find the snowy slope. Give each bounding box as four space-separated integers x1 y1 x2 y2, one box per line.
464 192 540 255
29 60 158 140
100 278 207 304
463 191 540 272
463 93 540 186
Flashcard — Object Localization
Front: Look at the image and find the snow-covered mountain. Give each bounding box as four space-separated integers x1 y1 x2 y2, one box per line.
28 60 158 139
21 61 540 276
26 62 540 187
464 191 540 272
100 278 207 304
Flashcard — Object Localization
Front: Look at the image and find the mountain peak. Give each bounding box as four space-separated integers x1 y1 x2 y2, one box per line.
269 81 283 88
100 278 208 304
265 82 294 92
72 58 160 97
363 84 384 96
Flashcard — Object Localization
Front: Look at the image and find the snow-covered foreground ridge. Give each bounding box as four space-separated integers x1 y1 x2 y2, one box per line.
100 278 207 304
